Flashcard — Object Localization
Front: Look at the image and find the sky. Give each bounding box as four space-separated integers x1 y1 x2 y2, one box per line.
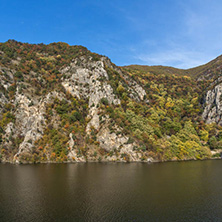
1 0 222 69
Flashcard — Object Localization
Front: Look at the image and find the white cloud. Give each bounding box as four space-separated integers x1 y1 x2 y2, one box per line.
137 49 213 69
134 0 222 68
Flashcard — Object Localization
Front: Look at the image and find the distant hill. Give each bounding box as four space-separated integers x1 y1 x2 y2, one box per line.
123 54 222 80
122 65 188 77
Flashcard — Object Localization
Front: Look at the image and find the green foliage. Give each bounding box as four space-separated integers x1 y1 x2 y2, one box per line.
101 65 214 161
116 84 125 96
14 71 23 81
199 130 209 142
0 40 220 162
100 98 109 106
163 121 210 160
125 110 154 136
209 136 218 149
32 96 88 162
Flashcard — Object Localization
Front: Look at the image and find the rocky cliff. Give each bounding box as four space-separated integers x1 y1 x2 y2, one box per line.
0 40 221 163
0 41 153 163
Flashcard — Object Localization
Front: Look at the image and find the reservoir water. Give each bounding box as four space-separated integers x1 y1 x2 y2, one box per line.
0 160 222 221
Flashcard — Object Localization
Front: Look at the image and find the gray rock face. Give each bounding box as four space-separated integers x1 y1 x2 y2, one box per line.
202 83 222 124
61 58 120 106
97 124 128 152
61 57 121 132
61 56 147 131
60 56 149 161
121 74 147 102
96 119 144 162
13 92 46 162
67 133 86 162
0 92 8 113
0 67 14 112
0 55 150 163
11 91 67 162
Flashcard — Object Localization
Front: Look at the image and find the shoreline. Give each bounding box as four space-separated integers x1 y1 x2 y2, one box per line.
1 157 221 165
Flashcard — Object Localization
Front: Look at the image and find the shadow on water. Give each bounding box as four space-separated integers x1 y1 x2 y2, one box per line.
0 161 222 221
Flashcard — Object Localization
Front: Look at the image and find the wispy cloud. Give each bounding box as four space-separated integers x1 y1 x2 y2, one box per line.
137 49 212 69
132 0 222 68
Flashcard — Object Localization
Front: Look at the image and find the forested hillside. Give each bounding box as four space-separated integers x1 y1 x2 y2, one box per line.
0 40 221 163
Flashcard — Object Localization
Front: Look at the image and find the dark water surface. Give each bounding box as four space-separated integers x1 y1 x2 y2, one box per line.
0 161 222 222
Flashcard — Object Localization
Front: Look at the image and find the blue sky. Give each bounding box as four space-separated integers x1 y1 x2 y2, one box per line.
1 0 222 68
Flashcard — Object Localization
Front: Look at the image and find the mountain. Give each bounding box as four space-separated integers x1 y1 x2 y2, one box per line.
124 55 222 125
0 40 221 163
124 54 222 79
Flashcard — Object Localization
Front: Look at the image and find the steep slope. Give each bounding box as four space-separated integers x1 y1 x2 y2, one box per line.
123 65 188 77
125 55 222 127
0 40 151 163
189 55 222 125
188 55 222 80
1 40 221 163
124 54 222 80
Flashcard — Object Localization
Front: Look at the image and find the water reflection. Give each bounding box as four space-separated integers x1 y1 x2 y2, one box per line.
0 161 222 221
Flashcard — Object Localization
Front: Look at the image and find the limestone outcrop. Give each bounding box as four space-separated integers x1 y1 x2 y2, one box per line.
0 53 149 163
202 83 222 124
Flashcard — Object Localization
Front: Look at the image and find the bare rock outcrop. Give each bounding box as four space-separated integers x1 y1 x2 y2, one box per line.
202 83 222 124
0 53 150 163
